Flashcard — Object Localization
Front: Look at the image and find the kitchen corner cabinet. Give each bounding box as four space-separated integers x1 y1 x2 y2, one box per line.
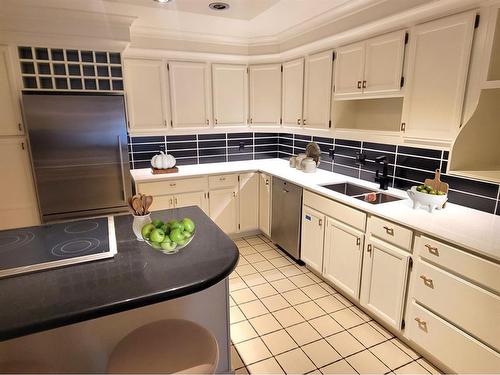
303 50 333 129
401 11 476 142
239 172 259 232
212 64 248 126
0 138 39 230
360 235 410 329
258 173 271 236
323 218 364 300
334 30 406 99
168 61 211 128
301 206 325 274
282 58 304 127
124 59 169 130
0 46 23 136
209 188 238 234
249 64 281 126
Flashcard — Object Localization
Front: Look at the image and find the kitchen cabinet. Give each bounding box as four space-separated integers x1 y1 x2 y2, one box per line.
174 191 209 214
124 59 169 130
0 138 39 229
281 58 304 127
334 30 406 99
249 64 281 126
239 172 259 232
258 172 271 236
401 11 476 142
303 50 333 129
212 64 247 126
0 46 23 136
168 61 211 128
360 235 410 329
323 218 364 300
209 188 238 234
301 206 325 274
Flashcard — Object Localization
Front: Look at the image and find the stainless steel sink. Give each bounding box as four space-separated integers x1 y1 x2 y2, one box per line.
320 182 377 196
354 192 403 205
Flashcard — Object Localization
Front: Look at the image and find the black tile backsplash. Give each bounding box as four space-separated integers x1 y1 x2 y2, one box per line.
129 131 500 215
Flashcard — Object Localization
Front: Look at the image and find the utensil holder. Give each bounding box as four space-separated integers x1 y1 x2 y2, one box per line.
132 214 151 241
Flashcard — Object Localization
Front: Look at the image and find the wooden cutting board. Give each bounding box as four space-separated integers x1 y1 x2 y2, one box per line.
424 169 449 193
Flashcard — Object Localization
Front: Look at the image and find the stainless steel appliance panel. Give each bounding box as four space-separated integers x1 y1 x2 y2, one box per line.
271 177 303 260
22 94 131 221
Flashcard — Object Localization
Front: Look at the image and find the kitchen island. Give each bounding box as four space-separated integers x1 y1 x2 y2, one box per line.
0 206 239 373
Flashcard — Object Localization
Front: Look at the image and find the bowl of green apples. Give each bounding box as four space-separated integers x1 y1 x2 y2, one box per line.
141 217 196 254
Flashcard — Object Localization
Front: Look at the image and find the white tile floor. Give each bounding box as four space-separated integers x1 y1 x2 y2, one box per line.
230 235 443 375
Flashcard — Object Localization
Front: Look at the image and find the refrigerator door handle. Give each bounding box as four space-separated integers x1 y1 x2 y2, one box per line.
118 135 127 203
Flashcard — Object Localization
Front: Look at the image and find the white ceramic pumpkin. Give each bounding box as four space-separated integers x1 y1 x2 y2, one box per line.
151 151 176 169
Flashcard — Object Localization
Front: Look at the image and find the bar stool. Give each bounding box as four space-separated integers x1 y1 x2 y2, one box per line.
106 319 219 374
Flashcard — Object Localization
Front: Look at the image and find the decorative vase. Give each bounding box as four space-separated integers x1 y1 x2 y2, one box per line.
132 213 151 241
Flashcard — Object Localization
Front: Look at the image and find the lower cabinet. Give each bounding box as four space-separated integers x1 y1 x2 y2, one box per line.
323 218 364 300
209 187 238 234
301 206 325 274
258 172 271 236
239 172 259 232
175 191 209 213
360 235 411 329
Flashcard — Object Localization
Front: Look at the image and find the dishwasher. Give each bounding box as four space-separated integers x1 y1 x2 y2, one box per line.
271 177 303 262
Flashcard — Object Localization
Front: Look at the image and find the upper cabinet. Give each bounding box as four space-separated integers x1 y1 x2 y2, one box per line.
124 59 169 131
0 46 23 136
249 64 281 126
334 30 406 99
303 50 333 129
282 58 304 128
212 63 248 126
401 11 476 143
168 61 211 128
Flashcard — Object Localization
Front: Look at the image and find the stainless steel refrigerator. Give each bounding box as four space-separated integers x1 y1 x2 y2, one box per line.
22 93 132 222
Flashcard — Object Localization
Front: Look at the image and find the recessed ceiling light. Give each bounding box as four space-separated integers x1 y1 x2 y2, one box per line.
154 0 172 4
209 2 230 11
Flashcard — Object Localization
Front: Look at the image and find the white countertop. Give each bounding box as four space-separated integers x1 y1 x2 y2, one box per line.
131 159 500 262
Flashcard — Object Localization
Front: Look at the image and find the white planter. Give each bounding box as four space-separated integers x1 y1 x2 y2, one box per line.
407 187 448 213
132 214 151 241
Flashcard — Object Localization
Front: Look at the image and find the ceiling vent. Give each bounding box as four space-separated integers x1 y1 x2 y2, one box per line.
209 2 230 11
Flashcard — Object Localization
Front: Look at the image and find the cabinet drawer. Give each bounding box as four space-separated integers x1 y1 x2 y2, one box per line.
209 174 238 189
413 259 500 351
303 190 366 231
415 235 500 293
407 301 500 374
367 216 412 250
138 177 208 196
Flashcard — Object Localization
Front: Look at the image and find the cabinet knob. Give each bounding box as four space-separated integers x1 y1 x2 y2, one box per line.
303 119 306 126
169 198 173 206
362 80 367 88
297 118 301 125
233 191 236 198
318 218 323 226
357 81 362 89
414 317 428 331
215 118 218 125
220 177 226 181
169 183 176 187
21 142 25 150
424 244 439 256
174 197 178 205
265 179 269 186
206 119 209 125
356 238 360 246
18 123 22 131
367 244 372 253
383 226 394 236
419 275 434 288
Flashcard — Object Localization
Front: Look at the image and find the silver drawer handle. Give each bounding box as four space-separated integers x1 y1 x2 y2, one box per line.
318 218 323 226
265 179 269 186
356 238 360 246
425 244 439 256
220 177 226 181
170 183 176 187
383 226 394 236
419 275 434 288
233 191 236 198
367 244 372 253
414 317 428 331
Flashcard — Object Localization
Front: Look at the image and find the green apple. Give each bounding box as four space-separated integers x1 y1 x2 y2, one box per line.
170 221 184 232
161 241 177 251
169 228 185 243
141 223 156 240
152 219 164 228
176 238 188 246
181 218 195 233
149 228 166 243
182 231 192 239
150 241 162 249
160 223 170 234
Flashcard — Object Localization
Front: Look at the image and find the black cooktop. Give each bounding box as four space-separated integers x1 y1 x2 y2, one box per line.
0 217 114 278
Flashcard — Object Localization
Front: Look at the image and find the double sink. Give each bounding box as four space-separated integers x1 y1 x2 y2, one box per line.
320 182 403 205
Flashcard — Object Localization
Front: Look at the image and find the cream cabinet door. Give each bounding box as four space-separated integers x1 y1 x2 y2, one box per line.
174 191 208 214
323 218 364 300
212 64 247 126
363 30 406 95
0 138 39 229
168 61 211 128
249 64 281 126
300 206 325 274
334 42 365 97
360 236 410 329
239 172 259 232
209 188 238 234
124 59 169 130
258 173 271 236
0 46 23 136
402 11 475 141
149 195 174 211
282 58 304 127
303 50 333 129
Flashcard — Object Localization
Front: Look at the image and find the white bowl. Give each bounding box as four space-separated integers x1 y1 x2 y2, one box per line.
407 186 447 212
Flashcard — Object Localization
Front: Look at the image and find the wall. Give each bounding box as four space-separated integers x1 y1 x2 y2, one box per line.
128 132 500 215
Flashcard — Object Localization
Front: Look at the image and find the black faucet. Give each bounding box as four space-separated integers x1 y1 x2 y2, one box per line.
375 155 390 190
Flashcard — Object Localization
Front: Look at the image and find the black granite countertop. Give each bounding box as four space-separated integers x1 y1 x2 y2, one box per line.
0 206 239 341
